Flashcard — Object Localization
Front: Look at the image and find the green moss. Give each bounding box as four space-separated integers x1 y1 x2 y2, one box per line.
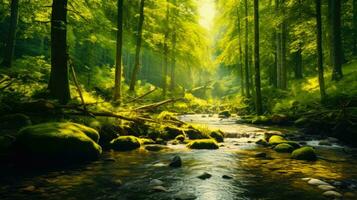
209 130 224 142
268 135 287 145
274 143 294 153
251 116 271 124
162 126 185 140
139 138 155 145
291 147 317 161
16 122 102 160
187 139 219 149
110 136 141 151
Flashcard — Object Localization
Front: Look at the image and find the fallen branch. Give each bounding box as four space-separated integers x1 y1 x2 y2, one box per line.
126 87 157 103
134 98 182 111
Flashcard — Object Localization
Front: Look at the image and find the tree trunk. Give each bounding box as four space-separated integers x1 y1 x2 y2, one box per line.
353 0 357 55
114 0 124 101
1 0 19 68
275 0 281 88
280 0 287 89
237 6 245 96
129 0 145 91
48 0 70 104
254 0 262 115
329 0 343 81
316 0 326 101
162 0 170 97
170 32 176 92
294 47 303 79
244 0 250 97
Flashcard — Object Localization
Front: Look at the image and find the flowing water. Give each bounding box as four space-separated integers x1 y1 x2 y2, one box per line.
1 115 357 200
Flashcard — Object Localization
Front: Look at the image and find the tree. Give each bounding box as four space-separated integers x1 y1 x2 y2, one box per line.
48 0 70 104
162 0 170 97
354 0 357 55
316 0 326 101
253 0 262 115
280 0 287 89
1 0 19 68
237 5 245 96
113 0 124 101
129 0 145 92
244 0 250 97
329 0 343 81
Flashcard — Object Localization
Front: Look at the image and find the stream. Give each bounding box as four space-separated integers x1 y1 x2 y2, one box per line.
1 114 357 200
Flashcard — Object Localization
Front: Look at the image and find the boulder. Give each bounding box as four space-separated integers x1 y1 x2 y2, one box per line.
169 155 182 168
185 127 205 140
255 138 269 146
318 185 336 191
209 130 224 142
98 124 120 146
322 191 342 198
110 136 141 151
218 110 231 118
187 139 219 150
291 147 317 161
163 126 185 140
274 143 295 153
268 135 287 145
15 122 102 160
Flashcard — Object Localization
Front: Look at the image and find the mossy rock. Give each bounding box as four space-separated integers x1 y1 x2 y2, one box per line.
209 130 224 142
274 143 294 153
15 122 102 161
185 127 206 140
187 139 219 150
251 116 271 125
268 135 287 145
291 147 317 161
110 136 141 151
98 124 120 146
162 126 185 140
0 113 32 130
175 134 186 142
139 138 156 145
218 110 231 118
255 138 269 146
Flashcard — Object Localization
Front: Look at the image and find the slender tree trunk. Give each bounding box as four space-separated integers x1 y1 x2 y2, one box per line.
1 0 19 68
244 0 250 97
48 0 70 104
114 0 124 101
316 0 326 101
294 47 303 79
129 0 145 91
254 0 262 115
170 32 176 92
162 0 170 97
275 0 281 88
280 0 287 89
237 6 245 96
353 0 357 55
329 0 343 81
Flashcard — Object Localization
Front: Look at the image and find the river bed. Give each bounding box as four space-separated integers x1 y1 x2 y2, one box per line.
1 114 357 200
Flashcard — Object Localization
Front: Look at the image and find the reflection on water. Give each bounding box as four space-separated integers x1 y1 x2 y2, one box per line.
1 115 357 200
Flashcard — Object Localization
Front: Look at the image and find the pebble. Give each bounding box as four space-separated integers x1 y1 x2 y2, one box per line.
301 178 311 181
222 175 233 179
169 156 182 168
152 186 168 192
197 172 212 180
150 179 164 187
308 178 329 186
318 185 336 191
322 191 342 198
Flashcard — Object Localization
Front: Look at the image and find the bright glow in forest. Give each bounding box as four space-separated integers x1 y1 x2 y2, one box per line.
0 0 356 199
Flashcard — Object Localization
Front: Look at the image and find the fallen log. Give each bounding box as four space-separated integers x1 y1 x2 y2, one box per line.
126 87 157 103
134 98 183 111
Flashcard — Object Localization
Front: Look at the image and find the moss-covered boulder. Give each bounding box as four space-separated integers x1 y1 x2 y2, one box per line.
15 123 102 160
185 127 206 139
187 139 219 149
162 126 185 140
110 136 141 151
291 147 317 161
274 143 294 153
98 124 120 146
209 130 224 142
268 135 287 145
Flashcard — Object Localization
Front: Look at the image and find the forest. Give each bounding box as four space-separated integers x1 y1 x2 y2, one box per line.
0 0 356 199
